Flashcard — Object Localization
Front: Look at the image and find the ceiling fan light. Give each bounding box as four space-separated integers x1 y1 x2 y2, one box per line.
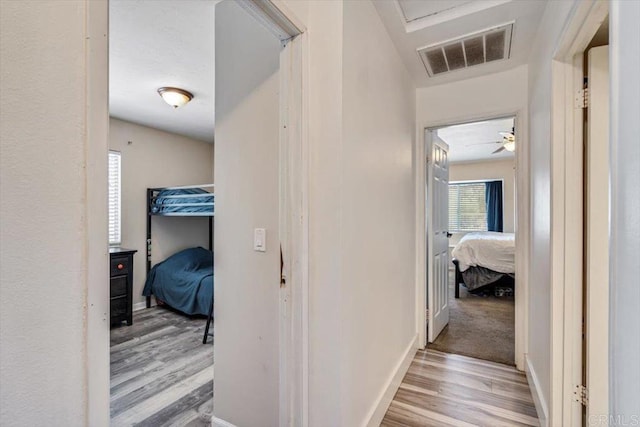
158 87 193 108
504 140 516 152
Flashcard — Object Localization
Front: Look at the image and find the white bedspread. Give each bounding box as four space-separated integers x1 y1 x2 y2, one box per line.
452 232 515 273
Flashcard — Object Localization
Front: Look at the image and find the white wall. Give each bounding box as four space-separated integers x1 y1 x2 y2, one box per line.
341 1 417 425
235 1 417 425
416 66 528 128
109 118 214 306
609 0 640 418
526 1 578 420
449 158 516 245
0 1 95 424
213 2 281 425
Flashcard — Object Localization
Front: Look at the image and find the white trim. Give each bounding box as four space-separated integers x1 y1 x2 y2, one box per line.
415 109 527 369
86 0 110 425
236 0 304 41
212 415 238 427
548 1 609 425
512 111 528 371
526 354 549 427
365 335 418 427
277 19 308 427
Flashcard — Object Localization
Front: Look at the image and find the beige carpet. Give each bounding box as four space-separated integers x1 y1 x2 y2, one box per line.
427 272 515 365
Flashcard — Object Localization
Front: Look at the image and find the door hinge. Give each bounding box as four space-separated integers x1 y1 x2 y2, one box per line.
574 384 589 406
575 88 589 109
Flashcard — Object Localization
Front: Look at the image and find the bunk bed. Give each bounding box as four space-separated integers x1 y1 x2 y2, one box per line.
143 184 214 344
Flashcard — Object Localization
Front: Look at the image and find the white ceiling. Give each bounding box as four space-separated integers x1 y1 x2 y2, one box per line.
109 0 215 143
373 0 547 87
436 117 515 163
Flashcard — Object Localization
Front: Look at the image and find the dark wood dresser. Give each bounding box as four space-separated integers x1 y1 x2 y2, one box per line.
109 247 137 326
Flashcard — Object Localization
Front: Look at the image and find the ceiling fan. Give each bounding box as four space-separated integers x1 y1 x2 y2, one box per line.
493 128 516 154
466 127 516 154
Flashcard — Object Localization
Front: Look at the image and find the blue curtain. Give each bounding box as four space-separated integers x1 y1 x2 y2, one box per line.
485 181 503 232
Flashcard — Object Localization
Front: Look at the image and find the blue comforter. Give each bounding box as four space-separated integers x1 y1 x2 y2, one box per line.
151 188 214 214
143 247 213 316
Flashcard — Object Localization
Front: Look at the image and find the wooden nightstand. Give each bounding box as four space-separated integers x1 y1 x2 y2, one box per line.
109 247 137 326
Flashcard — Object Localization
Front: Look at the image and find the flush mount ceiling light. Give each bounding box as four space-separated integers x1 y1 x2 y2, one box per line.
157 87 193 108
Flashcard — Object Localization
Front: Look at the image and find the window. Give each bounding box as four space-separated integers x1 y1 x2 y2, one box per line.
448 182 488 232
108 151 121 246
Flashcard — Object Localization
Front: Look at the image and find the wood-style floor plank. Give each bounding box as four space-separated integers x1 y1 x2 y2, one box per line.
381 349 539 427
110 307 213 427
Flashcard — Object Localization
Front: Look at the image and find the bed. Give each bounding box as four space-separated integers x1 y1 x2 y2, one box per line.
451 231 515 297
143 247 213 315
146 184 215 343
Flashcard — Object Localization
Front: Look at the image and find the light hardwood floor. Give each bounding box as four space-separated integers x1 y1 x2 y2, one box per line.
381 349 539 427
110 307 213 427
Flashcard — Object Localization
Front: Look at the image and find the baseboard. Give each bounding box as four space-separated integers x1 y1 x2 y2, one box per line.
525 354 548 427
365 334 418 427
132 301 147 312
212 416 237 427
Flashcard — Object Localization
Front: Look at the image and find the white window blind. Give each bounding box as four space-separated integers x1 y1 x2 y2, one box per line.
108 151 121 246
449 182 487 232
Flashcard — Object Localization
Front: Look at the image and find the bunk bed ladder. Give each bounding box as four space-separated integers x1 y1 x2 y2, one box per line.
146 188 152 309
203 216 214 344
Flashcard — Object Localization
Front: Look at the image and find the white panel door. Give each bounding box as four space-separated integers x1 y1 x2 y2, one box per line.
427 131 450 342
586 45 609 418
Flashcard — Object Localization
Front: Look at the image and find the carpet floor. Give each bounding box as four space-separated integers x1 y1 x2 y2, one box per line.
427 271 515 365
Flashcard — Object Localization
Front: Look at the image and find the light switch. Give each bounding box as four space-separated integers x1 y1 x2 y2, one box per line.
254 228 266 252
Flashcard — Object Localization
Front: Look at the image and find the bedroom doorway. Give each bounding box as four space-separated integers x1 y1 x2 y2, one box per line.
421 115 522 366
90 0 307 425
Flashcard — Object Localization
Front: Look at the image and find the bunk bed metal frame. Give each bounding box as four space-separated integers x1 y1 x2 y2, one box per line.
146 184 214 344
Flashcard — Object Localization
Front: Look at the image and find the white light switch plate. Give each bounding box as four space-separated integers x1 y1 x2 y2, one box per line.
254 228 266 252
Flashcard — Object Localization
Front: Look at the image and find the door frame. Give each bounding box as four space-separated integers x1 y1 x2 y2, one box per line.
85 1 309 426
416 110 528 371
548 1 608 426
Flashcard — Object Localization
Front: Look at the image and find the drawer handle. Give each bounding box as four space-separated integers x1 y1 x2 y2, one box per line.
117 263 124 270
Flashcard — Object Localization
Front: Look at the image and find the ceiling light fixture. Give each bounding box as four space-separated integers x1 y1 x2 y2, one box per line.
157 87 193 108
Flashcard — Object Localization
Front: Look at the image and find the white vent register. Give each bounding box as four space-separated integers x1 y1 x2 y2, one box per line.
418 23 513 77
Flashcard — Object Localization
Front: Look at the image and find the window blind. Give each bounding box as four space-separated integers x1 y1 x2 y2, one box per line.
448 182 488 232
108 151 121 245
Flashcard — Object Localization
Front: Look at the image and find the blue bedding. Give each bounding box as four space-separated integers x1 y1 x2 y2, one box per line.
143 247 213 316
151 188 214 214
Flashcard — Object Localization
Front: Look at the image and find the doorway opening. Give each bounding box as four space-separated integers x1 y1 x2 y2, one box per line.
423 115 519 366
95 1 306 425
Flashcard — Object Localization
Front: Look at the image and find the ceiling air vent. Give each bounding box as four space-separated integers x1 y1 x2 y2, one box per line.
418 23 513 77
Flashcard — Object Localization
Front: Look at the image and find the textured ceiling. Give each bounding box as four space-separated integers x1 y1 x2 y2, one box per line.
437 117 515 163
373 0 547 88
109 0 215 142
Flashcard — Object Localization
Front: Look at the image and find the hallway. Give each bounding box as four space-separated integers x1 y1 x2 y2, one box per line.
381 349 538 426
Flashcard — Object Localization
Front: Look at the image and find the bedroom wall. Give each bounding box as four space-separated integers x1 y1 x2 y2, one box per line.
449 158 516 246
109 118 214 306
213 2 281 425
